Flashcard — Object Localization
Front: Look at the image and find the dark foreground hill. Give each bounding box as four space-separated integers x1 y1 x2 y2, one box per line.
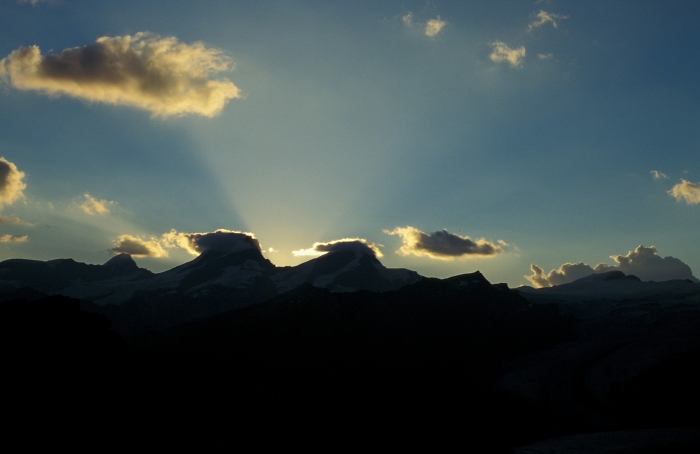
3 268 700 451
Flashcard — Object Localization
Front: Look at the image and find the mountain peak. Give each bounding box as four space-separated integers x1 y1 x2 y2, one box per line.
104 253 138 270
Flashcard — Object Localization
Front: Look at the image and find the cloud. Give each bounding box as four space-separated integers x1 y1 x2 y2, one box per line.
651 170 669 180
594 245 699 282
17 0 51 5
0 32 241 117
489 41 526 68
538 53 553 60
528 10 568 31
293 238 383 258
110 234 169 258
525 262 595 288
0 215 32 226
111 228 261 258
526 245 699 287
384 226 504 259
425 17 446 37
165 229 261 255
0 234 28 243
668 180 700 205
76 193 115 215
0 157 26 209
402 12 413 27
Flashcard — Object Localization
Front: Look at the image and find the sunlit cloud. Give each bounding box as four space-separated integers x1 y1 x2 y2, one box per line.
110 234 169 258
76 193 115 215
528 10 568 31
0 157 29 226
402 12 413 27
293 238 383 258
0 32 241 117
425 17 446 37
650 170 669 180
0 234 28 243
668 179 700 205
525 262 595 288
526 245 699 287
384 226 504 259
0 157 26 209
489 41 526 68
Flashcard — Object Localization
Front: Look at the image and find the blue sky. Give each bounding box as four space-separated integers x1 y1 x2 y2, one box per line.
1 0 699 286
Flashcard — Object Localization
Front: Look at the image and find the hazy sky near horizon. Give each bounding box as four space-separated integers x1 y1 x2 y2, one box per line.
1 0 699 287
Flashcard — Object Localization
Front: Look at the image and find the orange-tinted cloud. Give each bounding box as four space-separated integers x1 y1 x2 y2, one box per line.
489 41 526 68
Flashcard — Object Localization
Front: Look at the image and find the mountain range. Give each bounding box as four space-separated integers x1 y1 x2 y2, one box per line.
2 248 700 450
0 246 421 332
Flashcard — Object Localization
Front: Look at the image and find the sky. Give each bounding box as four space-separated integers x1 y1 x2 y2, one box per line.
1 0 699 287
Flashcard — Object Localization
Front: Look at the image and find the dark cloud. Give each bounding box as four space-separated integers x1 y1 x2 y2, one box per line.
293 238 383 257
0 33 241 117
384 226 504 259
173 229 261 255
526 245 699 287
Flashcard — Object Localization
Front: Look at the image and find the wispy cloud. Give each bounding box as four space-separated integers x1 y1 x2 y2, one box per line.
668 179 700 205
650 170 669 180
527 10 568 31
401 12 446 37
0 234 28 243
293 238 383 257
425 17 446 37
0 32 241 117
489 41 526 68
384 226 504 259
526 245 699 287
17 0 52 6
76 193 115 215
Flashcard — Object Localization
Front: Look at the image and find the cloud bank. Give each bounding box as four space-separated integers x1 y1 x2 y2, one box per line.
110 229 260 257
489 41 526 68
668 180 700 205
526 245 699 287
384 226 504 259
167 229 261 255
0 32 241 117
293 238 383 258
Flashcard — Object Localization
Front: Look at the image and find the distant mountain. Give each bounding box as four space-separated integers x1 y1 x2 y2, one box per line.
0 247 423 333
